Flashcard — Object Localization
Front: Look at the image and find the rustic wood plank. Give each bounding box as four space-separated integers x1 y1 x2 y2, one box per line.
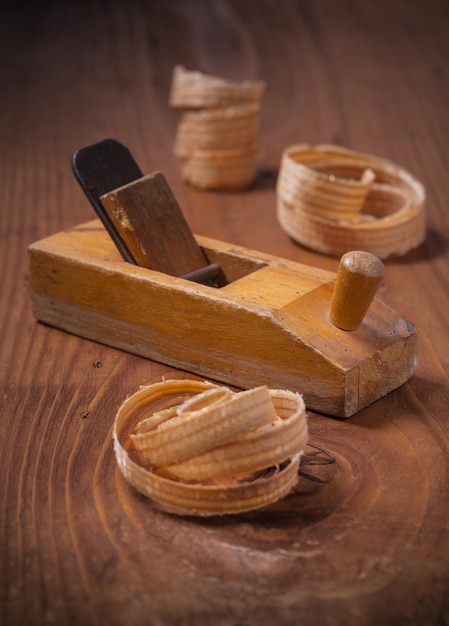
100 171 209 275
2 1 449 625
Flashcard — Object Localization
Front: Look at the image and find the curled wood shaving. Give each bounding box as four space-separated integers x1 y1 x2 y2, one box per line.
169 66 265 190
113 379 308 516
276 144 426 259
169 65 265 109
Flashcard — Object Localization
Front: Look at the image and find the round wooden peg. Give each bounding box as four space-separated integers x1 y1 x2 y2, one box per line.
329 251 385 330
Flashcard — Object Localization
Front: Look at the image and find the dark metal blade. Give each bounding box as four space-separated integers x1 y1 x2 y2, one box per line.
72 138 143 264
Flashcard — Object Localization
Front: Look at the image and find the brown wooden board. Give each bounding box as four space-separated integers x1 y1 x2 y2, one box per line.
2 1 449 624
100 172 209 275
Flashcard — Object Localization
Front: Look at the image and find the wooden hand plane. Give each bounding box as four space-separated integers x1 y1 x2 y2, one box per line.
28 139 418 417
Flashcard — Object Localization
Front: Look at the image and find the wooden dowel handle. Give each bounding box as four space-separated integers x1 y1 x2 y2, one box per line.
329 251 385 330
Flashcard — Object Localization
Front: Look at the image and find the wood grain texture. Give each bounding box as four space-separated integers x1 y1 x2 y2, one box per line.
100 172 209 274
2 1 449 625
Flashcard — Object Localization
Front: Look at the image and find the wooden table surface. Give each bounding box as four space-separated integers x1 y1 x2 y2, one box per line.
2 1 449 624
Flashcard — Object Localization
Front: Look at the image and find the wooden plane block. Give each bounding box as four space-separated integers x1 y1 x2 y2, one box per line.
28 220 419 417
100 171 209 275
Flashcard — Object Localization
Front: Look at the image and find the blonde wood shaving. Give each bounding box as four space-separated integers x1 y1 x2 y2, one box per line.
276 144 426 259
113 379 308 516
169 66 265 190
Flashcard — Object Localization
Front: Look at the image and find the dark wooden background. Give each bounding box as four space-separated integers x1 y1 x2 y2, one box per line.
2 1 449 624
